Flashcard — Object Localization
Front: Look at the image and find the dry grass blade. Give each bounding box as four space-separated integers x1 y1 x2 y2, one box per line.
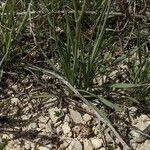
25 63 131 150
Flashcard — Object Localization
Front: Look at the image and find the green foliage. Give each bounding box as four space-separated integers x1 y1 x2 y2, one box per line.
0 0 149 118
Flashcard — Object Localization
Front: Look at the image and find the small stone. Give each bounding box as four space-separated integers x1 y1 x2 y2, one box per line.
64 115 70 122
11 97 19 104
38 116 49 123
28 123 37 129
83 114 92 122
69 109 83 124
99 148 106 150
62 108 67 113
141 115 149 122
130 114 150 143
62 122 71 135
62 138 72 148
83 139 94 150
54 120 62 127
139 140 150 150
56 126 63 135
21 115 28 120
38 144 52 150
24 142 31 150
135 124 150 143
93 124 100 135
128 107 138 117
2 134 11 140
90 138 103 149
68 132 72 137
11 84 18 92
73 126 81 135
67 139 82 150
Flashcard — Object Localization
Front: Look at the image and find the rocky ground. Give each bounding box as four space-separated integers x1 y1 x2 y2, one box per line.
0 77 150 150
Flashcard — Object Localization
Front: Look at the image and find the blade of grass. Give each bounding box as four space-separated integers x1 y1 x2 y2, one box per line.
79 89 118 110
110 83 145 88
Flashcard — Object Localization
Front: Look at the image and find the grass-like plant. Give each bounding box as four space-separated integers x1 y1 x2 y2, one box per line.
0 1 149 149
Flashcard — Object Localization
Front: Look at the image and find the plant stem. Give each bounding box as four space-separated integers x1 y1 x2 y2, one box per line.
72 0 87 86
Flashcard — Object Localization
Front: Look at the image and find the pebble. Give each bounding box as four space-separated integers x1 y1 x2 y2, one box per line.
62 122 71 135
130 114 150 143
138 140 150 150
67 139 82 150
73 126 81 135
128 106 138 117
69 109 83 124
60 138 72 148
90 138 103 149
64 115 70 122
24 142 31 150
38 144 52 150
11 85 18 92
83 139 94 150
99 148 106 150
56 126 62 135
83 114 92 122
11 97 19 104
28 123 37 129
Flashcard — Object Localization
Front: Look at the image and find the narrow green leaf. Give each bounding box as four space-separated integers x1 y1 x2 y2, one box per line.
79 89 118 110
110 83 143 88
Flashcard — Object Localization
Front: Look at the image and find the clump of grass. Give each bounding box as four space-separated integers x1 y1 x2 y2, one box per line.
0 0 149 149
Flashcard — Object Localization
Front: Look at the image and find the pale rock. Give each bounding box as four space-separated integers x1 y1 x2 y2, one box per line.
38 144 52 150
68 131 72 137
91 138 103 149
7 90 13 95
11 97 19 104
56 126 63 135
138 140 150 150
83 114 92 122
24 142 31 150
28 123 37 129
61 138 72 148
130 139 138 149
62 108 67 113
5 140 21 150
11 84 18 92
67 139 82 150
21 115 28 120
141 114 149 122
130 114 150 143
83 139 94 150
44 123 53 136
38 116 49 123
2 134 11 139
69 109 83 124
64 115 70 122
54 120 62 127
62 122 71 135
128 107 138 117
93 124 100 135
73 126 81 135
82 104 89 110
99 148 106 150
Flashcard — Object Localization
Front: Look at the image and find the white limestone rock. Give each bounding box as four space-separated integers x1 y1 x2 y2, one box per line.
67 139 82 150
90 138 103 149
83 139 94 150
62 122 71 135
69 109 83 124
